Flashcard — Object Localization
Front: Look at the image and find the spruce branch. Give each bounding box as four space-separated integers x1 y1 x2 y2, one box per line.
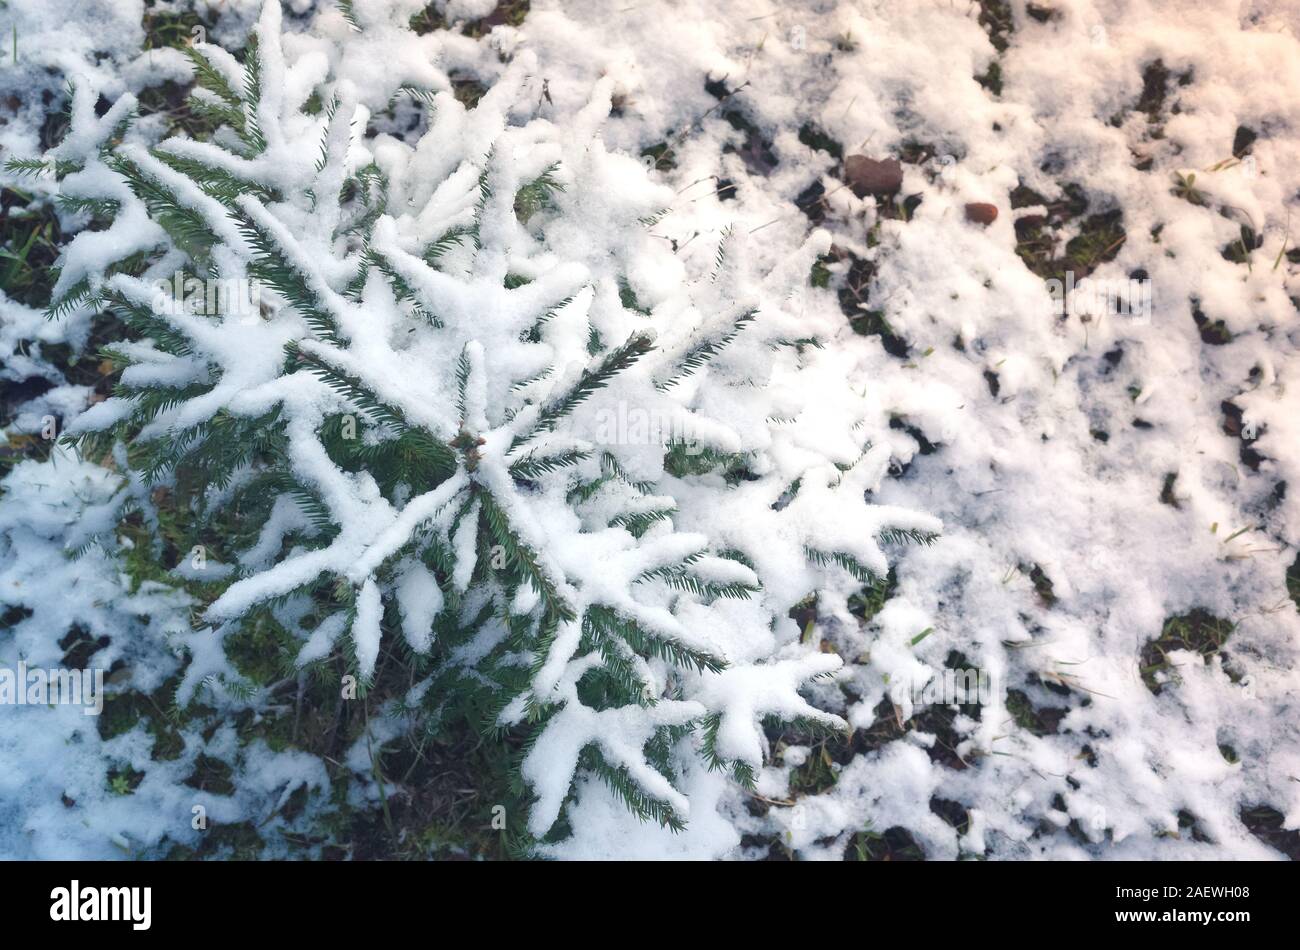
655 307 757 391
804 546 882 585
235 215 343 343
514 331 655 449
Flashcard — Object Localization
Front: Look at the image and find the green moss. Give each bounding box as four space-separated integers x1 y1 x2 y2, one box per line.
166 820 267 860
1005 687 1065 736
1171 171 1205 206
848 569 897 623
98 693 144 743
1159 472 1181 508
409 3 449 34
183 753 236 796
463 0 530 38
107 764 145 796
224 610 298 687
410 0 530 38
99 677 188 760
897 141 937 165
931 796 971 836
1061 209 1125 277
142 7 211 51
1221 224 1262 266
1137 60 1170 123
1140 609 1235 695
1023 563 1057 607
1013 184 1125 284
0 186 63 308
845 825 925 861
639 141 677 172
839 249 909 358
785 732 840 799
809 256 833 289
976 60 1003 96
451 77 488 110
1192 302 1233 345
977 0 1014 52
798 124 843 160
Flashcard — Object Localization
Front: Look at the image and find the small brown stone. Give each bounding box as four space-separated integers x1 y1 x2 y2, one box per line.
964 202 999 225
844 155 903 198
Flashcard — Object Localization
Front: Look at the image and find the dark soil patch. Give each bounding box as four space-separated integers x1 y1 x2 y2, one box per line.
1221 400 1264 471
1140 609 1235 695
845 825 926 860
1006 687 1067 736
1241 805 1300 859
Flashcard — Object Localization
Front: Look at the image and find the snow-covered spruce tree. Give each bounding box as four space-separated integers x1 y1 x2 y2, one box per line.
31 0 940 846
